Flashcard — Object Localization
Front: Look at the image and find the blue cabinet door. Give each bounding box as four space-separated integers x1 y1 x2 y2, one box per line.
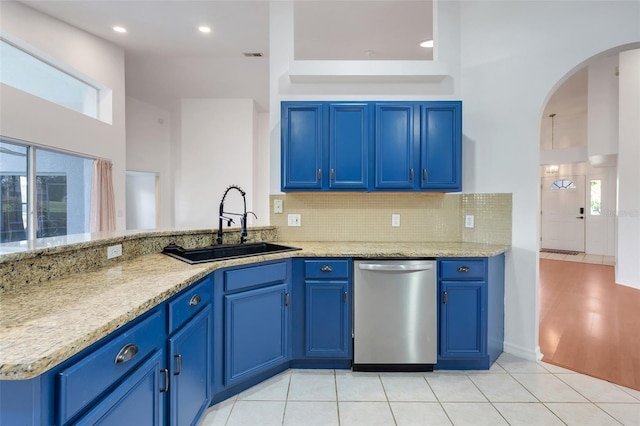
305 280 351 358
420 102 462 191
439 281 487 358
329 103 369 189
374 103 416 189
224 284 288 386
281 103 324 190
75 350 164 426
168 305 212 426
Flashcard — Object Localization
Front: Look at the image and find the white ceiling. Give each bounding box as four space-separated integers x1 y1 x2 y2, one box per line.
18 0 435 112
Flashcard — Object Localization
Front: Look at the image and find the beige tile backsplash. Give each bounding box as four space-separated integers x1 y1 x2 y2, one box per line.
271 193 511 245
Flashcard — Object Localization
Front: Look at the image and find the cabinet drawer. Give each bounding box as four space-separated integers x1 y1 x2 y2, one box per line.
57 310 164 425
304 259 349 279
224 261 287 292
168 276 213 334
439 259 486 280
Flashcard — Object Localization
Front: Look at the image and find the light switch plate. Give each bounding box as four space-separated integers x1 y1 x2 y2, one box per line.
107 244 122 259
465 215 475 228
392 214 401 227
288 214 301 227
274 199 283 214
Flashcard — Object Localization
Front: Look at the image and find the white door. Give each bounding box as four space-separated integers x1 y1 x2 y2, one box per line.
541 175 586 252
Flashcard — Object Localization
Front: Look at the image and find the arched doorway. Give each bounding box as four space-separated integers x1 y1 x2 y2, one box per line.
538 45 640 390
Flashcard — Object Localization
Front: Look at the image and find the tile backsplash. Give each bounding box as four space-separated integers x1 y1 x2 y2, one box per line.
270 193 511 245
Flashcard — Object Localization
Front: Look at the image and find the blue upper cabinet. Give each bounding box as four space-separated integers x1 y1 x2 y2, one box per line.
281 100 462 192
374 103 416 189
420 102 462 191
281 103 324 190
329 103 370 190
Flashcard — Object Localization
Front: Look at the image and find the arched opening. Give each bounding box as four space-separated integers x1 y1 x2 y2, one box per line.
538 44 640 390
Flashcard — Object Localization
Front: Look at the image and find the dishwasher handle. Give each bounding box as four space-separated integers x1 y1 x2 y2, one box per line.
358 263 433 272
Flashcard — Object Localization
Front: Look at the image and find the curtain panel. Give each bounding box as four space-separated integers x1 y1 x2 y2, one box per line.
90 159 116 232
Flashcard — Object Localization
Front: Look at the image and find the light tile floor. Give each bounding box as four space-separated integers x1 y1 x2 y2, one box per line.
539 251 616 266
200 353 640 426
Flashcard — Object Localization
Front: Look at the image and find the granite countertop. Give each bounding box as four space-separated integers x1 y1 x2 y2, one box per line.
0 241 509 380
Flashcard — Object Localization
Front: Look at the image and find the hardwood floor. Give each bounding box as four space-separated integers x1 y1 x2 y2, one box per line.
539 258 640 391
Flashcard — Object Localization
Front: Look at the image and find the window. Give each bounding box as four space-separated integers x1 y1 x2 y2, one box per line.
0 139 93 243
550 179 576 189
590 179 602 215
0 39 99 119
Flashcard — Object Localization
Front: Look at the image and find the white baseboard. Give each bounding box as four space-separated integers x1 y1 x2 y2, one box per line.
503 341 543 361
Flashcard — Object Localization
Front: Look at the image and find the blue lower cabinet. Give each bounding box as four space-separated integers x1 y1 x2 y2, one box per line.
224 283 289 386
436 255 505 370
439 281 486 358
168 305 212 426
74 350 165 426
291 258 352 368
305 280 350 358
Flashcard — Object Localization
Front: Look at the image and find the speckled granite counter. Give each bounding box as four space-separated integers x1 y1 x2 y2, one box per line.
0 241 508 380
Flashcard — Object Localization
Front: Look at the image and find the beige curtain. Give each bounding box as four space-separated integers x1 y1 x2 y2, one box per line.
90 159 116 232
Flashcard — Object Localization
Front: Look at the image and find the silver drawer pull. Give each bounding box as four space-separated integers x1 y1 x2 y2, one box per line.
457 266 470 273
189 294 201 306
320 265 333 272
114 343 139 364
160 368 169 392
174 354 183 376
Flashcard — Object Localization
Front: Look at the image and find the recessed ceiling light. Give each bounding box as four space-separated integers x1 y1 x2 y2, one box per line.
198 26 211 33
113 26 127 33
419 39 434 48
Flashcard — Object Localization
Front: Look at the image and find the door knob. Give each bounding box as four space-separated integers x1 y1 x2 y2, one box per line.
576 216 584 219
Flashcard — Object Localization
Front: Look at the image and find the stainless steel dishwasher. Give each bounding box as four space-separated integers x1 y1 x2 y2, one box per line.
353 259 437 372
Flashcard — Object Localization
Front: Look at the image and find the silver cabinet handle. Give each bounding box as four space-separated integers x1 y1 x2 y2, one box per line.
443 291 448 305
330 168 335 180
114 343 138 364
189 294 201 306
423 168 428 181
317 169 322 180
320 265 333 272
285 293 290 306
457 266 470 273
174 354 182 376
344 291 348 304
409 168 414 180
160 368 169 392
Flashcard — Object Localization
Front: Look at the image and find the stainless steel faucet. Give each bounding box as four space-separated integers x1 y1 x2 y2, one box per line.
217 185 257 245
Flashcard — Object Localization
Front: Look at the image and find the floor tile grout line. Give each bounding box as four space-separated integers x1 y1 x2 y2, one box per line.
422 374 456 425
378 373 399 426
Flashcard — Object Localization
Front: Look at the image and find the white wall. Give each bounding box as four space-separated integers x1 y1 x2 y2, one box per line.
176 99 258 230
270 0 640 361
126 171 157 230
125 97 173 229
616 49 640 289
588 55 619 158
459 0 639 359
0 1 127 229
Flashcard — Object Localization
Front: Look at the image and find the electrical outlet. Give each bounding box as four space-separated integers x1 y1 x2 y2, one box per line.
392 214 401 227
288 214 301 227
273 199 283 214
465 215 475 228
107 244 122 259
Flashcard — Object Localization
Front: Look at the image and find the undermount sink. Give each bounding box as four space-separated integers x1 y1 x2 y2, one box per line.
162 242 301 264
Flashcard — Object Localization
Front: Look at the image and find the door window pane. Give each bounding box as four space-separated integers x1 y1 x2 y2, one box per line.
590 179 602 215
0 139 93 242
0 141 28 242
36 149 92 237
